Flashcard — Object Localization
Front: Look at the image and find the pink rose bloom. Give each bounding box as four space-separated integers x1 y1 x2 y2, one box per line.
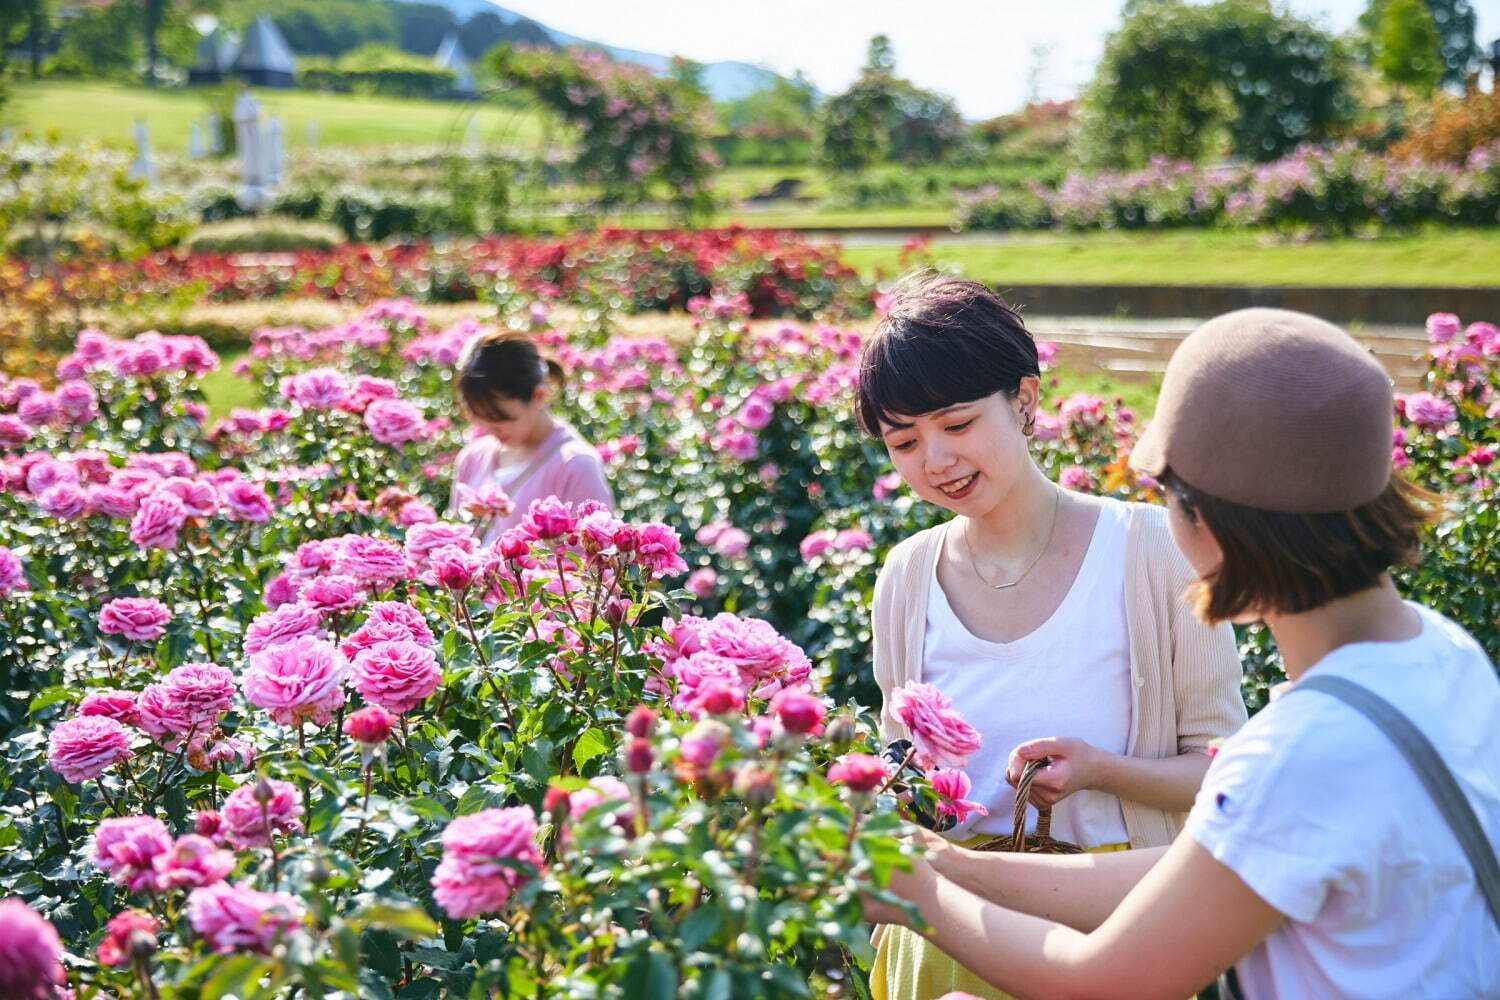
405 521 475 567
397 498 438 526
366 601 435 644
1426 312 1461 344
636 521 687 577
18 392 59 426
79 689 140 727
1466 321 1498 354
430 807 544 919
280 368 350 410
129 490 186 550
834 528 873 552
713 527 750 557
557 776 634 837
364 399 427 446
1058 464 1094 492
1032 413 1063 441
1464 445 1496 468
300 573 366 615
0 545 26 595
221 779 304 848
244 604 325 655
872 471 902 500
0 416 32 449
799 530 835 560
92 815 173 890
685 567 718 598
262 572 304 610
770 687 826 736
155 834 235 891
696 613 812 699
158 477 221 518
87 485 139 519
223 480 274 522
738 395 774 430
98 596 171 642
243 636 349 726
522 496 577 540
53 381 97 422
48 715 133 783
930 769 989 823
27 459 79 495
428 544 483 590
829 753 890 792
186 881 305 954
334 535 408 586
156 662 236 731
459 482 514 520
351 640 442 714
889 682 982 769
679 719 730 769
135 682 194 745
694 521 727 546
97 909 158 967
291 537 343 576
0 899 65 1000
1402 391 1457 429
37 483 86 520
344 705 397 745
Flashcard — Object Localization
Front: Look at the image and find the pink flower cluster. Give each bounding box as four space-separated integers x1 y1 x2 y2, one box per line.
798 527 872 561
186 881 306 954
430 807 544 919
654 612 813 716
221 779 304 848
54 329 219 382
92 815 233 893
137 662 236 744
0 898 65 1000
889 682 982 769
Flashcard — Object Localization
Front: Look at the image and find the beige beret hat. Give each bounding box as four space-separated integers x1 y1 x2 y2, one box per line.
1129 308 1395 513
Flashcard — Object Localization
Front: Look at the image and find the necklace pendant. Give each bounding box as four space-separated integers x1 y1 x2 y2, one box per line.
993 580 1019 591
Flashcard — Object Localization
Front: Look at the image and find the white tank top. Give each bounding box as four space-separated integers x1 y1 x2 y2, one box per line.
923 498 1134 847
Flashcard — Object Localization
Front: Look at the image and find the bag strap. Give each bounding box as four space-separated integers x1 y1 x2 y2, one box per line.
1290 673 1500 931
501 431 567 497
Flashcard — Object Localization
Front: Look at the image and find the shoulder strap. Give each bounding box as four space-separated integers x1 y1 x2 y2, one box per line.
503 432 568 497
1290 673 1500 931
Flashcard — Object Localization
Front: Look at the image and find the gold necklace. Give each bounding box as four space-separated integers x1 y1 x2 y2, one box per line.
962 488 1062 591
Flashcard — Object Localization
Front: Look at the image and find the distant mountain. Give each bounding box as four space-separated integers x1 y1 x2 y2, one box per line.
392 0 784 101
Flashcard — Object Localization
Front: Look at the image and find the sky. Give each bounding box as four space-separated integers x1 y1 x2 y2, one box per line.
494 0 1500 119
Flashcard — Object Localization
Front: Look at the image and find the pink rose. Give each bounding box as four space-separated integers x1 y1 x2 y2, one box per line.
87 485 139 519
358 602 435 645
78 689 140 727
930 769 989 824
713 527 750 557
0 416 32 449
344 705 397 745
244 604 326 656
430 807 543 919
799 530 835 560
738 395 774 430
155 662 235 731
136 682 194 745
351 640 442 714
1426 312 1461 344
364 399 427 446
279 368 350 410
679 719 729 769
129 491 186 550
186 881 305 953
221 779 304 848
1401 391 1457 430
1058 464 1094 492
770 687 826 736
834 528 873 552
154 834 234 891
0 545 26 595
636 522 687 577
92 815 173 890
300 574 366 615
157 477 220 518
97 909 158 967
829 753 889 792
262 572 303 609
405 521 475 567
0 899 65 1000
334 535 408 586
98 596 171 642
522 496 577 540
18 392 59 426
889 682 982 769
1466 321 1498 355
685 567 717 598
38 484 87 520
243 636 349 726
48 715 133 783
428 544 483 590
222 480 274 522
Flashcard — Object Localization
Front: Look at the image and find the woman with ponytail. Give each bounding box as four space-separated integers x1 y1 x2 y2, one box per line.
449 331 612 540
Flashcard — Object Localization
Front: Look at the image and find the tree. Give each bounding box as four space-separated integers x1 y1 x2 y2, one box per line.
817 34 964 170
459 10 551 60
0 0 49 81
1373 0 1443 97
1360 0 1479 88
391 1 455 56
250 0 395 58
1074 0 1356 167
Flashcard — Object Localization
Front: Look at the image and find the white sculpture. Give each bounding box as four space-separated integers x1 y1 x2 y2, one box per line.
128 120 155 182
265 114 284 186
188 121 205 159
233 91 268 210
206 111 223 155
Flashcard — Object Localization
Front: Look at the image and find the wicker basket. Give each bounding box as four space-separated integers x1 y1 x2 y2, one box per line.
972 758 1085 855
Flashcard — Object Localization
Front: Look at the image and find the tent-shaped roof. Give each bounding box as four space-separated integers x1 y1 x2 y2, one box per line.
232 15 296 75
434 32 475 94
191 27 238 73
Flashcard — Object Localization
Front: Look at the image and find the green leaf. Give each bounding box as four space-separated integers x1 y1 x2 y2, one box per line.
351 901 438 939
677 904 721 952
201 954 276 1000
620 950 677 1000
570 726 611 771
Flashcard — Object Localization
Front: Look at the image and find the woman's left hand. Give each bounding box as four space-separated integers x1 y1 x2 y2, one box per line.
1005 736 1105 807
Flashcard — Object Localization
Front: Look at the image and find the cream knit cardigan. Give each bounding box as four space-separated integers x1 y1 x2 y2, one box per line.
872 501 1248 849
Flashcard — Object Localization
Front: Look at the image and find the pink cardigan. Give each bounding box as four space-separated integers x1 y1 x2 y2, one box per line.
448 422 614 540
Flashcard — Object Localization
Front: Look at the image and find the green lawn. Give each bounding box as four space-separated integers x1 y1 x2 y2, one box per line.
840 229 1500 287
3 80 548 152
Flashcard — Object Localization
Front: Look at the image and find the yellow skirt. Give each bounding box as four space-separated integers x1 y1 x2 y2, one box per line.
871 839 1131 1000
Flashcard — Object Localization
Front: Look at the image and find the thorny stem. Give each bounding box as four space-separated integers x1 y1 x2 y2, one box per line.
261 799 282 890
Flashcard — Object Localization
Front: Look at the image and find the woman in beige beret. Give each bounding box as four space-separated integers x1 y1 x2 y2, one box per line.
864 308 1500 999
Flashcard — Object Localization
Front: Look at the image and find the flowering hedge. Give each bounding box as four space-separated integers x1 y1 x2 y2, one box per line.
956 141 1500 233
2 276 1494 993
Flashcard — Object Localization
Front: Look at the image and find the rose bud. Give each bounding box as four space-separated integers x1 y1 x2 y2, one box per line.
770 687 826 736
252 775 275 805
343 706 397 746
624 705 656 738
824 715 857 751
625 737 654 775
603 598 629 628
733 767 775 809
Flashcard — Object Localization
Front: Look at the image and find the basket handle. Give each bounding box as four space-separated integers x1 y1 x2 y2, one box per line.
1010 757 1053 853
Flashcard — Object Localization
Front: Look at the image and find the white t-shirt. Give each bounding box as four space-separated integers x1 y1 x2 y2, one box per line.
924 499 1134 847
1187 603 1500 998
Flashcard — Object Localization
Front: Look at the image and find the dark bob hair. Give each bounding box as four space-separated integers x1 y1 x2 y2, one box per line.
855 272 1039 435
1163 470 1442 624
454 331 564 422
